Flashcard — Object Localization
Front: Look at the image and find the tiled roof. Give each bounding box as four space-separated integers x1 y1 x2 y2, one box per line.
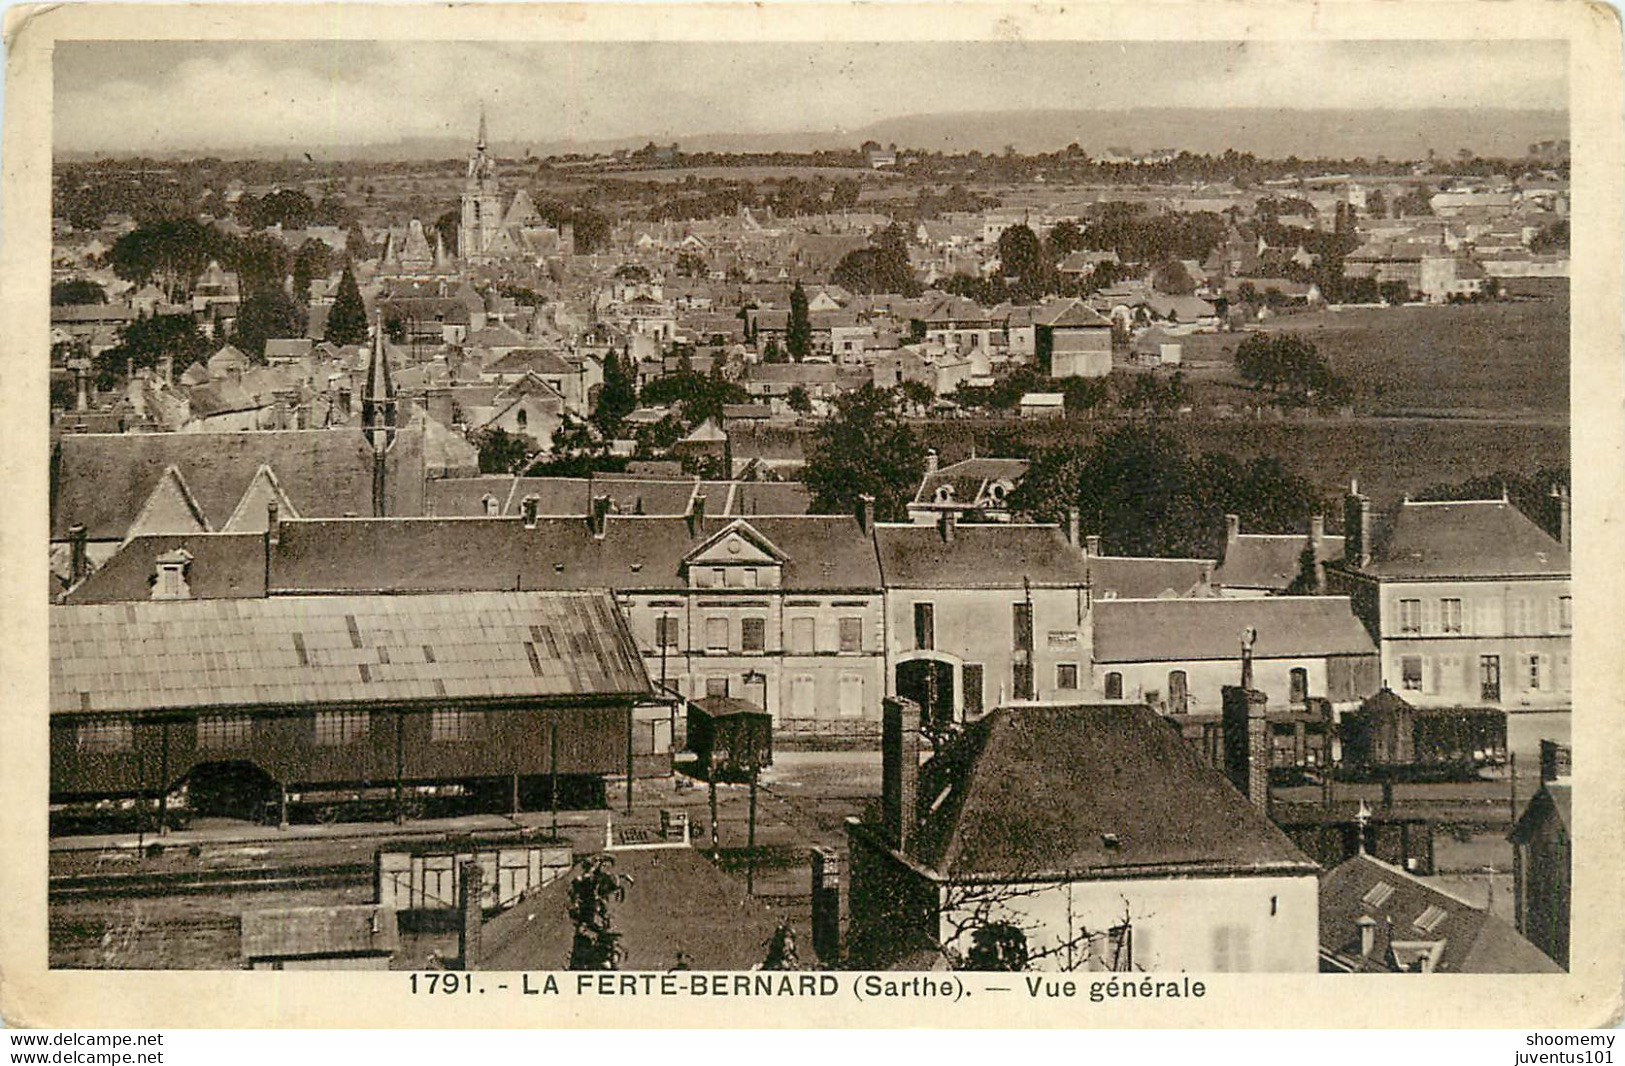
1092 597 1375 663
477 848 784 971
1089 556 1214 599
1357 499 1568 579
50 590 651 715
1216 534 1346 592
912 457 1028 507
240 905 399 961
874 523 1087 587
1319 853 1560 973
52 429 426 541
730 482 812 516
62 533 268 604
911 704 1317 880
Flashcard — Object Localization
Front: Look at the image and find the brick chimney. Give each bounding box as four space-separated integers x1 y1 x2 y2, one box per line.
67 523 89 585
881 697 922 854
588 493 612 538
1066 507 1081 549
1221 628 1270 814
924 448 939 476
1309 513 1326 593
687 493 708 538
1225 513 1240 546
1344 479 1372 568
1551 484 1571 550
457 859 484 970
938 510 956 544
1085 533 1101 556
856 493 875 535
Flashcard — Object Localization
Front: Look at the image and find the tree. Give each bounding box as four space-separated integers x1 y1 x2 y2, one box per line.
830 224 919 296
592 347 638 436
996 223 1054 300
108 218 218 301
291 238 330 301
786 281 813 362
785 384 813 415
1151 258 1195 296
762 336 787 364
231 289 303 361
1233 333 1347 409
96 312 211 387
51 278 106 305
325 266 369 346
897 379 936 415
470 426 539 474
803 383 926 521
567 856 628 970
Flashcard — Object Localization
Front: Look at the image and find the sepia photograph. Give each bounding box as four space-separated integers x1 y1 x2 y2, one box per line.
3 0 1622 1033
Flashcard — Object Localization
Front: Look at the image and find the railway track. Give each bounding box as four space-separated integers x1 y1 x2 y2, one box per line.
49 861 373 901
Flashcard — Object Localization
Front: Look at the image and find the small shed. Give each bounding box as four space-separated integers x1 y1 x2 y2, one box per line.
1018 392 1066 418
1338 689 1507 779
687 696 772 783
240 904 400 970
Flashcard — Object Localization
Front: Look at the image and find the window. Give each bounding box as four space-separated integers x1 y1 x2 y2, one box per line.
741 568 759 589
1527 654 1542 691
741 617 766 653
705 677 730 699
790 617 816 654
913 602 935 651
1012 603 1033 652
1057 663 1079 690
705 618 729 652
710 568 725 589
789 675 816 716
1399 599 1422 634
655 616 680 649
515 408 527 430
315 711 369 746
962 664 985 716
481 494 499 517
1480 655 1501 702
76 718 132 753
1440 598 1463 634
1167 670 1188 714
198 714 253 749
1401 656 1423 692
838 674 865 718
1211 926 1253 973
1559 596 1573 630
1105 672 1123 700
1289 667 1309 705
838 617 863 653
431 709 483 743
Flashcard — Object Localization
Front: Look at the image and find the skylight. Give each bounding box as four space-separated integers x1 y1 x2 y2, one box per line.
1362 882 1395 908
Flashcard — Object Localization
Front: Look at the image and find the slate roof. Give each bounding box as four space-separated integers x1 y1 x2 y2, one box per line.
1216 533 1346 592
910 704 1317 881
1092 597 1375 663
62 533 267 604
1035 298 1112 329
240 905 399 961
482 348 576 377
1356 499 1568 580
52 429 426 541
1089 556 1214 599
730 482 812 516
477 848 785 971
50 590 651 716
912 457 1028 508
1319 853 1561 973
874 523 1088 587
268 514 882 594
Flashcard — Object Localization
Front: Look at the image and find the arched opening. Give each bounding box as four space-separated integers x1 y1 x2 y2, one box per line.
1168 670 1189 715
181 760 278 822
1290 667 1309 705
896 657 956 729
1104 672 1123 700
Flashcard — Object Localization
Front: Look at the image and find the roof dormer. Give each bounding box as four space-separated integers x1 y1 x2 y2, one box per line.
682 520 788 589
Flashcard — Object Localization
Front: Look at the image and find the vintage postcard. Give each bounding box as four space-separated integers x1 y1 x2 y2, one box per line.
1 0 1621 1030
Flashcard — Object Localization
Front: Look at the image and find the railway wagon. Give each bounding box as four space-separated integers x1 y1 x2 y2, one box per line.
49 590 658 818
1179 697 1336 783
1336 688 1507 781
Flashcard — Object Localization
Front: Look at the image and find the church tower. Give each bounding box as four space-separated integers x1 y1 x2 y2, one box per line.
362 315 397 516
459 106 504 261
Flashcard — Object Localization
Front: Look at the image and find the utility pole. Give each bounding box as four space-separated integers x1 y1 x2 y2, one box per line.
549 724 559 839
747 755 759 896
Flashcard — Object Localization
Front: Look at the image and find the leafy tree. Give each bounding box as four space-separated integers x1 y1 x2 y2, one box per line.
962 923 1030 972
470 426 540 474
787 281 813 362
996 223 1054 300
1529 219 1569 253
95 312 211 388
231 289 303 361
762 336 787 364
1233 333 1347 409
1151 259 1195 296
567 856 628 971
51 278 107 305
830 224 919 296
108 218 218 301
237 188 317 230
896 379 936 415
291 238 330 301
785 384 813 415
433 210 460 255
803 383 926 521
1046 219 1085 259
226 231 292 297
325 266 369 346
675 252 708 278
592 346 638 436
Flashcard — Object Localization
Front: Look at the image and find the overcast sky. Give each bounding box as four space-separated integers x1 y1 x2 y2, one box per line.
55 39 1568 154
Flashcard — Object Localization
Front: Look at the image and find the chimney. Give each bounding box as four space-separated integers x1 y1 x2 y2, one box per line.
880 697 922 854
1344 479 1372 568
1085 533 1101 557
856 493 875 535
1309 513 1327 593
1225 513 1240 546
1357 914 1378 959
1066 507 1081 549
521 495 539 529
1222 628 1270 813
687 494 708 538
68 523 88 584
457 859 484 970
1551 484 1571 550
589 493 612 538
938 510 956 544
924 448 939 476
266 500 281 547
158 354 174 386
1539 738 1572 784
74 363 90 412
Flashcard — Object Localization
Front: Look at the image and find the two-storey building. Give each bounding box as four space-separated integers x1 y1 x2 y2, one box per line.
1325 487 1571 710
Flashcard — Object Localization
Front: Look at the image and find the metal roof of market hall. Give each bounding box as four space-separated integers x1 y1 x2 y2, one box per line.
49 590 651 716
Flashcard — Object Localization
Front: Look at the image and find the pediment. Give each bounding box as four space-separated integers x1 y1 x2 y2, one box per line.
683 520 788 567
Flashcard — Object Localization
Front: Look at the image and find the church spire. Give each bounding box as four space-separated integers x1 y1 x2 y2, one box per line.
363 315 397 517
477 103 488 153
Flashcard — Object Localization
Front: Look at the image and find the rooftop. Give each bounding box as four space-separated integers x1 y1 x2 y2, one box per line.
874 523 1088 588
1354 498 1568 580
1092 596 1375 663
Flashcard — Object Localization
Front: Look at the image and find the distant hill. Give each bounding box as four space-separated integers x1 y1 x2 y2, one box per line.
57 107 1567 163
